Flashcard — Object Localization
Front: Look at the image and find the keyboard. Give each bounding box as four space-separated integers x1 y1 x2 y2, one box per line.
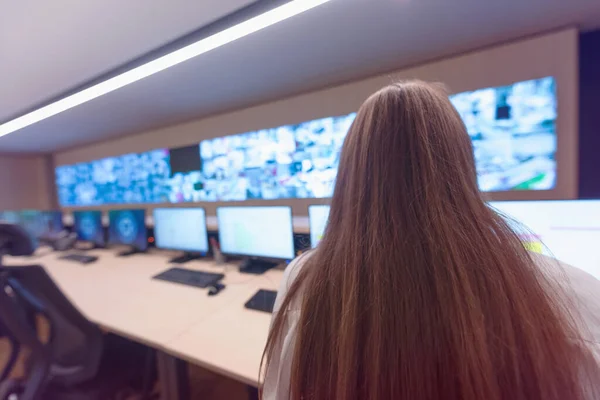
153 267 224 289
244 289 278 313
59 253 98 264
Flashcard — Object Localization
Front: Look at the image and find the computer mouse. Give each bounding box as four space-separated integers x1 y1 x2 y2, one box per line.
207 282 225 296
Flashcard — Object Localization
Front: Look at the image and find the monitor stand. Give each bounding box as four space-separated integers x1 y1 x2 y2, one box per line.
75 242 104 251
117 247 144 257
239 258 277 275
169 252 204 264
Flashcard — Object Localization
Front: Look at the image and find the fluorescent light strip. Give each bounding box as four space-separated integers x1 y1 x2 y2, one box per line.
0 0 331 137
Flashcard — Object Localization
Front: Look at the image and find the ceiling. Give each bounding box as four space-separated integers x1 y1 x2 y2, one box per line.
2 0 600 153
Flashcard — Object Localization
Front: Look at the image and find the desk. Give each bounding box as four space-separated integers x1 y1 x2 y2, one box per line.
4 247 283 399
165 270 282 386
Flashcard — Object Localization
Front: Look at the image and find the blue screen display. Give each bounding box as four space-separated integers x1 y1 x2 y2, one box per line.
15 210 63 238
0 210 63 247
0 211 21 224
108 209 147 250
73 210 105 246
54 77 557 205
56 149 172 206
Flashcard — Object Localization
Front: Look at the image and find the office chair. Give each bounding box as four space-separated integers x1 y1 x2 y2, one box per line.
0 223 105 400
0 223 158 400
0 265 106 400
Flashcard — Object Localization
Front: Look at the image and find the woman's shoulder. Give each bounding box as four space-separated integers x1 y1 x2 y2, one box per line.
530 252 600 358
273 251 313 313
530 252 600 310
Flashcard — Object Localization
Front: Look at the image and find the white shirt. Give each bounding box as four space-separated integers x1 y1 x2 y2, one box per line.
263 252 600 399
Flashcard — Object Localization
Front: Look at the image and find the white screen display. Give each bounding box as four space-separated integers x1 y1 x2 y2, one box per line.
490 200 600 280
309 205 330 248
153 208 208 253
217 206 295 259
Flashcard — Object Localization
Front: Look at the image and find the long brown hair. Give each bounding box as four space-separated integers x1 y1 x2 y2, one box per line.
262 81 598 399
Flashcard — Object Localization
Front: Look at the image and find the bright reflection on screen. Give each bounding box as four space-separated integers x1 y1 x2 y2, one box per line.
490 200 600 279
217 206 295 260
309 205 330 248
153 208 208 253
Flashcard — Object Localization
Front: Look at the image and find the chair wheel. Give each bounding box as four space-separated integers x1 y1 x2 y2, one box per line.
0 378 24 400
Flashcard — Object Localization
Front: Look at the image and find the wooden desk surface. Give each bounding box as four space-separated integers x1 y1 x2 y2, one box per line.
4 247 283 386
164 269 282 386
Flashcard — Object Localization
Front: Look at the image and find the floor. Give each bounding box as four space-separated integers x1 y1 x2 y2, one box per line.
0 337 251 399
188 365 250 400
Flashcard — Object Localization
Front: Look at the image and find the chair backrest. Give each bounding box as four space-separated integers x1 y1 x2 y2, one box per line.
0 223 35 257
0 265 104 394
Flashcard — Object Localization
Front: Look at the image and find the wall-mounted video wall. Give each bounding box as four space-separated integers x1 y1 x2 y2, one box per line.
56 76 557 207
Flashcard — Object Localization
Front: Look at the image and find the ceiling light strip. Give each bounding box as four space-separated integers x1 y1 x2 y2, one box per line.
0 0 331 137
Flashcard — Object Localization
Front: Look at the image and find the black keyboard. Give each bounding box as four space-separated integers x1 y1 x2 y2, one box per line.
245 289 278 313
153 267 224 289
59 253 98 264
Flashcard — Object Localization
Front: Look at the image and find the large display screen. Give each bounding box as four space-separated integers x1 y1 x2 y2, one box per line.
108 209 147 250
55 76 557 206
153 208 208 253
56 149 172 206
217 206 295 260
197 114 355 201
450 76 556 191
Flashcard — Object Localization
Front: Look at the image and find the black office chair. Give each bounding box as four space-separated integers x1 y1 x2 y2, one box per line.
0 223 158 399
0 264 107 400
0 222 105 399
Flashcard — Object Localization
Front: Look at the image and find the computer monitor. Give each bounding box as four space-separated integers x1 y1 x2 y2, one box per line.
42 211 64 235
153 208 209 263
73 211 105 248
108 209 147 256
309 205 330 248
17 210 63 238
489 200 600 280
0 211 20 224
217 206 295 273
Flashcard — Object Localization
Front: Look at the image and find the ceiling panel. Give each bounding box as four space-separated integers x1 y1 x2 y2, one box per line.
0 0 256 121
1 0 600 153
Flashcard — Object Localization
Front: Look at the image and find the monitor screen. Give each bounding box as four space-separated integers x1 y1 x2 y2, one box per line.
217 206 295 260
164 145 204 203
309 205 330 248
55 149 172 206
18 210 63 239
73 211 105 246
0 211 20 224
199 114 356 201
490 200 600 280
108 209 147 250
54 76 558 206
153 208 208 253
450 76 556 191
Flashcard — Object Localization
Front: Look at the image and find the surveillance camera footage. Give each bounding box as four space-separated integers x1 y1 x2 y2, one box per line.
55 77 557 206
449 76 557 191
196 114 356 201
56 149 172 206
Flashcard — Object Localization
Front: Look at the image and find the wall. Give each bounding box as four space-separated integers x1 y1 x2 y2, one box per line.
54 28 579 213
578 29 600 198
0 155 56 210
